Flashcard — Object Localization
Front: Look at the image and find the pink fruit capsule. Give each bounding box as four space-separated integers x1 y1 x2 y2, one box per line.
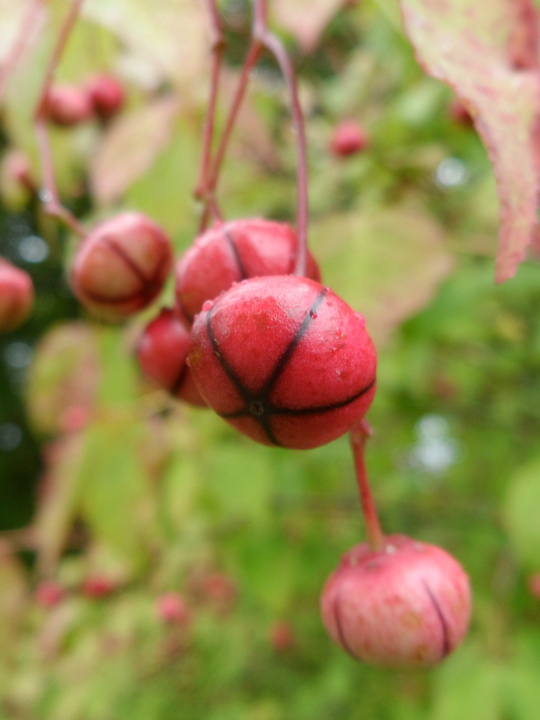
86 74 125 121
175 218 321 322
329 120 369 158
70 212 173 321
44 83 94 127
136 308 206 407
0 259 34 332
320 535 471 668
188 275 377 449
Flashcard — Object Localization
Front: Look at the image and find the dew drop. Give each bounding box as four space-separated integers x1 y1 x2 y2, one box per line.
309 310 317 319
202 300 214 312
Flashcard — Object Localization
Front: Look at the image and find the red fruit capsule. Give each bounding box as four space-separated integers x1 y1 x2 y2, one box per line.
188 275 377 449
0 259 34 332
320 535 471 668
70 212 173 321
44 84 94 127
175 218 321 322
136 308 206 406
86 74 125 121
329 120 369 158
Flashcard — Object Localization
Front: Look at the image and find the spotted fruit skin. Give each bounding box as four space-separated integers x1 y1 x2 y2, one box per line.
44 84 94 127
0 259 34 332
175 218 321 322
321 535 471 669
188 275 377 449
136 308 206 407
70 212 173 321
86 74 125 121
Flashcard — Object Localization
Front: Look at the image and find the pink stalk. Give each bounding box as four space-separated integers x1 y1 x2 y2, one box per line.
349 420 385 551
33 0 86 238
205 0 309 277
195 0 226 231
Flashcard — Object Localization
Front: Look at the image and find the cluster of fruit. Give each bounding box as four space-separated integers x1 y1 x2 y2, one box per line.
43 73 125 127
0 0 472 671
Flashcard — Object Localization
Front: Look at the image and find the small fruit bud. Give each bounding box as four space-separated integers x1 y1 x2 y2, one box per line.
175 218 321 322
329 120 369 158
136 308 206 406
156 592 190 624
70 212 173 321
44 84 94 127
320 535 471 668
269 621 295 651
86 74 125 121
35 580 65 608
0 259 34 333
188 275 377 449
82 576 117 598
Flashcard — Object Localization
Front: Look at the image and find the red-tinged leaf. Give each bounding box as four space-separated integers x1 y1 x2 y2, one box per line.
273 0 347 53
90 95 180 205
400 0 540 283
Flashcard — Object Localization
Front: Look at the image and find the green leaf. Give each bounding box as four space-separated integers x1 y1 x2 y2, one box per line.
502 454 540 569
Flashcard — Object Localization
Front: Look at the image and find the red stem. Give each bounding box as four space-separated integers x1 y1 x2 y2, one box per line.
253 5 309 277
350 420 385 551
194 0 226 231
34 0 87 238
0 0 46 104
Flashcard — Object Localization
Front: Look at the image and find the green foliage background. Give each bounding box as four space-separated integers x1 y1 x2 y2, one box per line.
1 1 540 719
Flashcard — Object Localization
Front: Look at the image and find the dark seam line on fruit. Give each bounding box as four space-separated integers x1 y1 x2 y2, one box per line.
270 377 377 416
333 594 359 660
101 236 151 285
169 362 188 397
257 288 328 401
421 579 451 659
205 306 256 407
224 228 247 280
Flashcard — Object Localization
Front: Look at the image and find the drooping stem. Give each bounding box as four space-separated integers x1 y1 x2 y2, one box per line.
34 0 86 238
252 2 309 277
350 419 385 551
194 0 226 231
0 0 46 104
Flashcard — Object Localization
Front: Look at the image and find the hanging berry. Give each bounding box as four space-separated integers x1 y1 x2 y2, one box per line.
188 275 377 449
0 259 34 332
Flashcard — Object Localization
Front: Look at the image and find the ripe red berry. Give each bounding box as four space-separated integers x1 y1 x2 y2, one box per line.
86 74 125 121
188 275 377 449
35 580 65 608
329 120 369 158
155 592 191 624
269 621 295 651
136 308 206 406
0 259 34 332
70 212 173 321
320 535 471 668
44 83 94 127
175 218 321 322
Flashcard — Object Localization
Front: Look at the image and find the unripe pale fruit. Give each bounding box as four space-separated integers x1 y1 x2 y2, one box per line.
86 74 125 121
70 212 173 321
188 275 377 449
0 259 34 332
136 308 206 406
175 218 321 322
330 120 369 158
44 84 94 127
320 535 471 668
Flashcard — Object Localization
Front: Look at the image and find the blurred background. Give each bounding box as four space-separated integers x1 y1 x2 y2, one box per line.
1 1 540 718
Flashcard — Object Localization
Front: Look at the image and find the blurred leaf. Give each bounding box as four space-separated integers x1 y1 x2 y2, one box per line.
83 0 208 91
310 205 454 345
400 0 540 283
273 0 346 53
502 453 540 569
26 322 100 436
90 95 180 205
